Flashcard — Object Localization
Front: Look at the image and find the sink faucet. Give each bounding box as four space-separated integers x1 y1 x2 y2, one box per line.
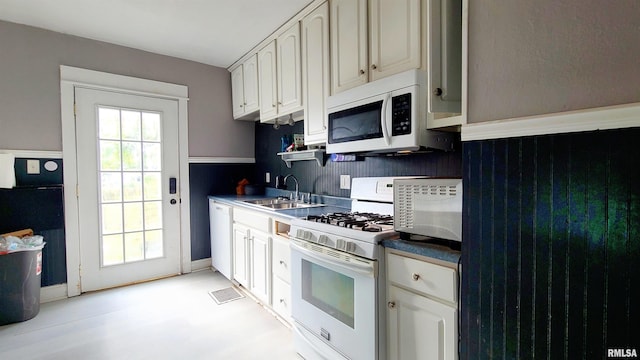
283 174 299 201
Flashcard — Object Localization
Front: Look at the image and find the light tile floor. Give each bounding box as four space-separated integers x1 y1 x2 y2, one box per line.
0 269 299 360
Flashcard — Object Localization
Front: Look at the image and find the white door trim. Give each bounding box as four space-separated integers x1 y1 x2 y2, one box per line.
60 65 190 297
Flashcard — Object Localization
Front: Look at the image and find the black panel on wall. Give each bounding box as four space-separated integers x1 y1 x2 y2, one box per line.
0 186 66 286
461 128 640 359
189 163 255 260
255 122 462 196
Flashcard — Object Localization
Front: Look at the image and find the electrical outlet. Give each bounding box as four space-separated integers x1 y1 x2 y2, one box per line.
27 159 40 174
265 172 271 183
340 175 351 190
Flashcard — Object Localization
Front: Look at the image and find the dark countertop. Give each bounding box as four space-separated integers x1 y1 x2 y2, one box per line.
209 189 460 263
382 238 461 264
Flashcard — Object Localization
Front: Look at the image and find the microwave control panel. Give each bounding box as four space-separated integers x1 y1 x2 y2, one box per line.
391 93 412 136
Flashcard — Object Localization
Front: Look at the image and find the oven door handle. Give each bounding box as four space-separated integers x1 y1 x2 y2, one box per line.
292 323 340 360
291 241 376 277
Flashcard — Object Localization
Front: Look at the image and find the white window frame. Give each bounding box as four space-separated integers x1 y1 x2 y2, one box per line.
60 65 190 297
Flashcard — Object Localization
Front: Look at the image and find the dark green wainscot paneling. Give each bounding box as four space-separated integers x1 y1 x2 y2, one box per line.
460 128 640 359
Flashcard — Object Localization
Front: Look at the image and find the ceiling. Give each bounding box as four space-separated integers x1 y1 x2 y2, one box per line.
0 0 313 68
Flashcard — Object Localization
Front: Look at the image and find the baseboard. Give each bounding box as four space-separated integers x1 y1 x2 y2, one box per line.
40 259 212 303
191 258 212 272
40 283 68 303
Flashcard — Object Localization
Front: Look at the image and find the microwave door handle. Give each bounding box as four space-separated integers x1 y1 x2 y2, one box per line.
381 93 391 146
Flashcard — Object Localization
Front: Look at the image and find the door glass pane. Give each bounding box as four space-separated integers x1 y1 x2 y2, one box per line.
145 230 163 259
97 106 165 267
142 113 161 141
143 173 161 200
123 172 142 201
144 201 162 230
143 143 161 171
100 141 121 171
99 108 121 140
123 202 143 232
122 142 141 170
103 234 124 266
100 172 122 203
101 203 123 234
125 232 145 262
121 110 141 140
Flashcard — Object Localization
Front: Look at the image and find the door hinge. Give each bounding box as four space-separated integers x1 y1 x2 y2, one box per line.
76 184 79 197
73 102 77 116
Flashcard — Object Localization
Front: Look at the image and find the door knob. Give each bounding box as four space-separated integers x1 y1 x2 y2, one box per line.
170 199 177 205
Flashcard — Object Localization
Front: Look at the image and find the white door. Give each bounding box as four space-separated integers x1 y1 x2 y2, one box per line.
75 87 181 292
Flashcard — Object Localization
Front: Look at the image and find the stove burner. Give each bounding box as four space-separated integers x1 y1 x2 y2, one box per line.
305 211 394 232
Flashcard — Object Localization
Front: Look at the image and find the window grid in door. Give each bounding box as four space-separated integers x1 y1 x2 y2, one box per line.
97 106 164 266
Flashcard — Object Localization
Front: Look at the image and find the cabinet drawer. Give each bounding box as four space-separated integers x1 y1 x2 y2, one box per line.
272 276 291 321
387 252 457 303
272 237 291 283
233 207 271 232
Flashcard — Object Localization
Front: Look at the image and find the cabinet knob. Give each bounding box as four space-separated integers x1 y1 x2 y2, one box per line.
244 102 247 105
387 301 396 309
371 64 377 70
279 260 285 266
272 104 276 108
433 88 443 96
359 69 365 75
412 273 420 281
239 104 243 107
278 101 283 105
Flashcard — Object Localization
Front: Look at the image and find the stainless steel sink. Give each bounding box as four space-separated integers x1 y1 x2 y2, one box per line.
242 198 324 210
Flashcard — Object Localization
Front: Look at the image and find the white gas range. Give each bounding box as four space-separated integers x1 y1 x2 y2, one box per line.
289 177 408 360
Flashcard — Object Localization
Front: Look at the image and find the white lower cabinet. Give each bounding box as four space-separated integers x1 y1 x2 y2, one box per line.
232 223 250 288
230 207 292 324
386 250 458 360
232 208 272 304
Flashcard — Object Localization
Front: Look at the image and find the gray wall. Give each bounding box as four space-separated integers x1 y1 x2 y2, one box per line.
0 20 254 157
467 0 640 123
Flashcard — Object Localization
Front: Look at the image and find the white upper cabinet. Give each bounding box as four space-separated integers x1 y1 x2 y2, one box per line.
276 23 303 117
258 41 278 121
258 23 303 123
330 0 422 94
330 0 368 94
302 2 330 145
369 0 421 81
231 54 259 120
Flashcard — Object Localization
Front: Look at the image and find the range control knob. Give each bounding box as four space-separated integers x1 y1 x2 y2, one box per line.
318 235 329 245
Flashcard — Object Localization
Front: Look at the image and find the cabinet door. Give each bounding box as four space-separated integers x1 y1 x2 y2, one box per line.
230 65 245 118
258 40 278 121
250 229 271 304
272 236 291 283
387 285 457 360
369 0 421 81
242 54 260 114
302 1 330 145
330 0 368 94
232 224 249 288
276 22 303 115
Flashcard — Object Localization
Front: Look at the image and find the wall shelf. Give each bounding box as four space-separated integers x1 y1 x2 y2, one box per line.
277 149 325 168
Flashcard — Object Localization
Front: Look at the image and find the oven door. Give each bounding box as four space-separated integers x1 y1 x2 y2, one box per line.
290 238 378 360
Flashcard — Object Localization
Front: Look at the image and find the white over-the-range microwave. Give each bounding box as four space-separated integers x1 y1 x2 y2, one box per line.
326 69 457 154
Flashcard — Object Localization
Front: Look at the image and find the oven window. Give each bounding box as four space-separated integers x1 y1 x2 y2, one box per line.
328 100 383 144
301 259 355 328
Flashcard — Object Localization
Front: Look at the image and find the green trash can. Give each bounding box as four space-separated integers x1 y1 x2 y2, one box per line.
0 247 44 325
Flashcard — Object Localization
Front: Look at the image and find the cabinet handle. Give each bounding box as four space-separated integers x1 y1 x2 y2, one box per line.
387 301 396 309
371 64 377 70
359 69 365 75
412 273 420 281
279 260 285 265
